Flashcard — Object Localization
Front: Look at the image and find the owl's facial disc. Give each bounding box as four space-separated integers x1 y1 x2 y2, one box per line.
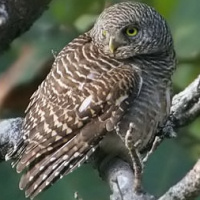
107 26 139 54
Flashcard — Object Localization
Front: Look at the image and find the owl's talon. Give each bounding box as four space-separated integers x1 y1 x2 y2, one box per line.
143 136 162 163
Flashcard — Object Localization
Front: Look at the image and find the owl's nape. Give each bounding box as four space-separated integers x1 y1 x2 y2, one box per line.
13 1 175 199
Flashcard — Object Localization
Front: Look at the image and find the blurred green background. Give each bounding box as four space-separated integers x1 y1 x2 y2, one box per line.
0 0 200 199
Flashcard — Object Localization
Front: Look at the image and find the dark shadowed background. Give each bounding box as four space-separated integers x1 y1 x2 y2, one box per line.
0 0 200 199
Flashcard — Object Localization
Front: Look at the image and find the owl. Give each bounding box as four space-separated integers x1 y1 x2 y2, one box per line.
14 2 175 199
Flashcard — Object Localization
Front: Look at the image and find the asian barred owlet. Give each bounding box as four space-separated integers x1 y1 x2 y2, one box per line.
15 1 176 199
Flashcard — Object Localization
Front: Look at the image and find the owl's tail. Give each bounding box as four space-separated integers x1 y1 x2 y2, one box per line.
17 132 96 199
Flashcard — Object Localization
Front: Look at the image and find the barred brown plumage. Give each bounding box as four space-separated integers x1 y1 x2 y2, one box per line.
13 1 176 199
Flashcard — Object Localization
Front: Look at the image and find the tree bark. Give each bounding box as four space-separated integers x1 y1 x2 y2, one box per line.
0 0 52 53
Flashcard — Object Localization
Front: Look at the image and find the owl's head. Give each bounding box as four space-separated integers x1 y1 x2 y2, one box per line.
90 2 173 59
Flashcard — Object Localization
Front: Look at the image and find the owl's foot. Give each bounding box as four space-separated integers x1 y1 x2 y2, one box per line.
142 136 162 163
125 123 143 193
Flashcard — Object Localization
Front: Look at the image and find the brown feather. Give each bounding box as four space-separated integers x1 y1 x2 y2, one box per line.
16 33 141 198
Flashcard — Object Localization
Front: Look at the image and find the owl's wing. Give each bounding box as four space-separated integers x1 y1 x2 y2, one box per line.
16 45 142 199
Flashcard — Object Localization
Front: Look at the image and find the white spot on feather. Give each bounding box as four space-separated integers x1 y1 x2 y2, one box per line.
78 82 85 90
55 121 63 128
52 164 58 170
62 124 68 131
87 71 99 80
66 127 72 134
34 184 38 190
50 157 56 162
42 174 47 180
44 123 51 133
74 152 79 158
116 95 128 106
51 131 57 137
54 171 59 177
106 93 112 101
36 153 41 158
79 95 93 112
45 181 50 186
55 135 62 141
62 155 69 160
64 161 69 166
47 147 53 151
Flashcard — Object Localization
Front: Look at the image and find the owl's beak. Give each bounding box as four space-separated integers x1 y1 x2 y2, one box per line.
109 36 119 54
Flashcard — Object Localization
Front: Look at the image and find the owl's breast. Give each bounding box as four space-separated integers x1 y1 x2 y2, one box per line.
116 80 171 152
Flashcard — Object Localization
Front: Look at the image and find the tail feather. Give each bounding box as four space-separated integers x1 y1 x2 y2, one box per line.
25 160 66 199
19 135 77 190
16 133 74 173
29 146 97 199
19 133 79 186
19 133 95 199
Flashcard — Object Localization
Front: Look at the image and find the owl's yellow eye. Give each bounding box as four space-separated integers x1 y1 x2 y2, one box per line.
102 30 107 36
125 27 138 37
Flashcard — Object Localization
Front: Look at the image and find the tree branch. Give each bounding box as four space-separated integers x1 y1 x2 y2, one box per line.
0 0 52 53
0 118 23 161
159 159 200 200
171 75 200 127
100 158 155 200
0 75 200 200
